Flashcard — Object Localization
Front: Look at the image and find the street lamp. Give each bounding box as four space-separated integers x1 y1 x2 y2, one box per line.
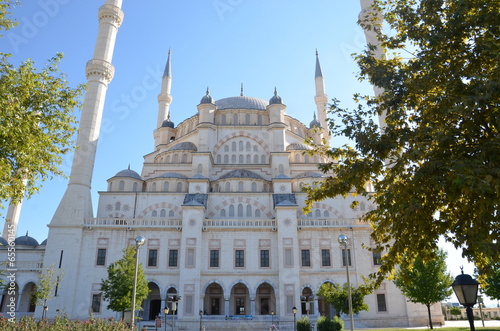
131 236 146 329
271 310 274 326
338 235 354 331
169 295 182 331
199 310 203 331
452 269 479 331
163 307 169 331
292 306 297 331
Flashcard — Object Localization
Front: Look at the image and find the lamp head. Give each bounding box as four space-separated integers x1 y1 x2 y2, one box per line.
292 306 297 314
164 307 169 315
338 234 348 244
135 236 146 246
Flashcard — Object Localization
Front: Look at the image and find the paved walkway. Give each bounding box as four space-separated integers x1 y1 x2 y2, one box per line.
418 320 500 328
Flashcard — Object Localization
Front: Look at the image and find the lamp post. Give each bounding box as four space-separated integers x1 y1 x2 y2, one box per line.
131 236 146 330
199 310 203 331
169 295 182 331
292 306 297 331
271 310 274 327
338 235 354 331
451 269 479 331
163 307 169 331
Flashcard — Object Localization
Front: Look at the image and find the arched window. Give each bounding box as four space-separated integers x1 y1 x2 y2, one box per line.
231 155 236 163
238 181 243 191
225 182 231 192
245 114 250 124
176 182 182 192
246 205 252 217
238 155 243 163
224 145 229 152
221 114 226 124
315 209 321 217
214 183 219 192
115 202 121 211
152 210 157 217
152 182 157 191
119 181 125 191
231 142 236 151
255 209 261 217
197 164 203 174
224 155 229 164
132 182 138 192
233 113 238 124
160 209 166 217
220 209 226 217
237 204 243 217
261 155 266 163
229 205 235 217
263 184 268 192
253 155 258 163
246 154 251 163
245 142 251 152
163 182 169 192
173 154 179 162
182 153 188 162
257 115 262 125
166 155 171 163
324 210 330 217
295 154 300 163
305 155 310 163
168 210 174 217
216 155 222 163
239 141 243 151
251 182 257 192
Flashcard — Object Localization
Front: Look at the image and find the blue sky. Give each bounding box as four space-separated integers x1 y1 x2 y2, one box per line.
1 0 493 305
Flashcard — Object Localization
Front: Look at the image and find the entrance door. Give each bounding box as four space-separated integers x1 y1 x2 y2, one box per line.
211 297 220 315
235 297 245 315
149 299 161 320
260 298 269 315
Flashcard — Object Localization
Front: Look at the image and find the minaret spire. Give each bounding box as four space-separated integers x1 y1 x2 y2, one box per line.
50 0 124 225
157 49 173 127
314 50 329 135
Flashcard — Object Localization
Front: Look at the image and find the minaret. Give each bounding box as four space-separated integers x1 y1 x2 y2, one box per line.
156 49 173 128
314 50 329 136
50 0 124 225
359 0 386 129
2 201 22 241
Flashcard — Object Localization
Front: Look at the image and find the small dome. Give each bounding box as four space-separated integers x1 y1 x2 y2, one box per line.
218 169 264 180
200 87 214 104
215 96 269 110
286 143 310 151
40 239 47 245
269 88 283 105
0 237 8 247
14 233 39 246
155 172 188 179
161 119 175 128
168 142 197 151
294 172 324 179
113 168 142 181
309 113 321 128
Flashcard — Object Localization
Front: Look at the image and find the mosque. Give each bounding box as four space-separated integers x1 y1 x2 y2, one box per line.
0 0 444 329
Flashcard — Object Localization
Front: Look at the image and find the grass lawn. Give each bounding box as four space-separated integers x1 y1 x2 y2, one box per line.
357 328 500 331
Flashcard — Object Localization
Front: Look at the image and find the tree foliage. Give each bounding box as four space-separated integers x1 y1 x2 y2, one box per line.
305 0 500 283
100 246 150 315
317 282 369 315
33 265 63 319
393 249 453 329
477 263 500 300
0 1 84 210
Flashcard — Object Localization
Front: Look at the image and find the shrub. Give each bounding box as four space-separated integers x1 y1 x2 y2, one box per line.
317 315 344 331
297 316 311 331
0 316 130 331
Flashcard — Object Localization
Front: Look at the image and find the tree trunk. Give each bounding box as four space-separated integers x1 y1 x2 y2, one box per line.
427 304 433 329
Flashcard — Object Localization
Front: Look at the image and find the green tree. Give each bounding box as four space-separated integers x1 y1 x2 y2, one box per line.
477 263 500 301
393 249 453 329
449 306 462 320
0 1 84 210
305 0 500 283
33 265 63 320
317 282 369 316
100 246 150 318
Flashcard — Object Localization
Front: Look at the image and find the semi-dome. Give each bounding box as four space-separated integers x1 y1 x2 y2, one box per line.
215 96 269 110
161 118 175 128
0 237 8 247
286 143 310 151
40 239 47 245
218 169 264 180
168 142 197 151
155 172 188 179
200 87 214 104
269 88 283 105
113 168 142 181
14 233 39 246
309 113 321 128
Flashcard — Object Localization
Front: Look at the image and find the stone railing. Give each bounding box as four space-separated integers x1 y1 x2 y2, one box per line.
203 219 276 229
297 218 363 228
15 261 44 271
83 218 182 229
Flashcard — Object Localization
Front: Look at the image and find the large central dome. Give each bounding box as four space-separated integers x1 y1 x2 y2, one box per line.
215 96 269 110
